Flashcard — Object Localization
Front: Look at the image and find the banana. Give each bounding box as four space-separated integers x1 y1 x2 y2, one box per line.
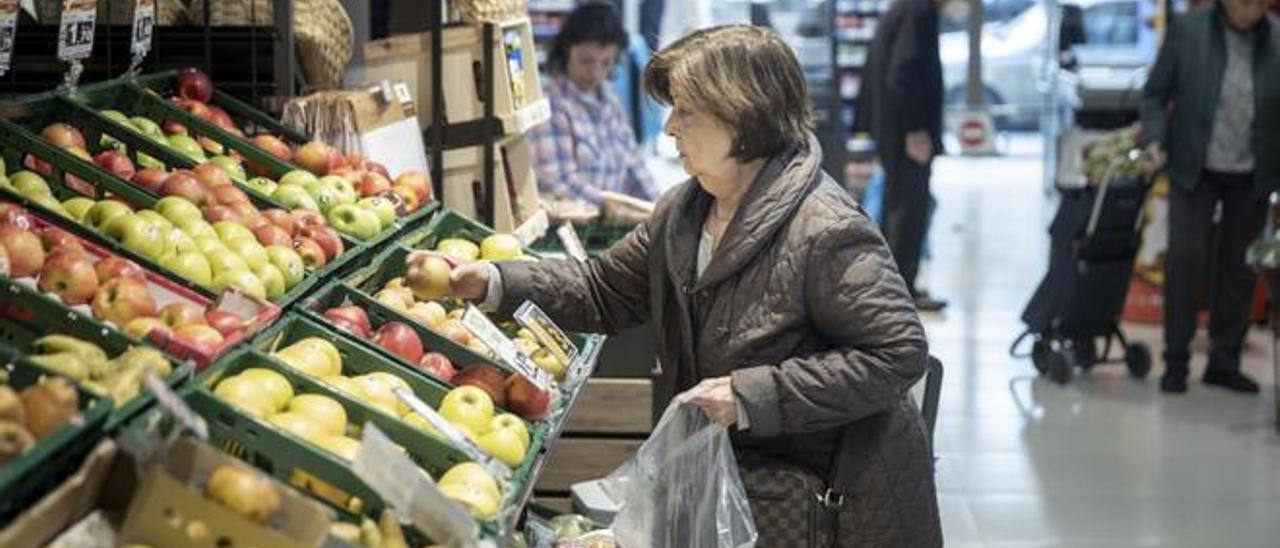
27 353 90 380
32 335 110 378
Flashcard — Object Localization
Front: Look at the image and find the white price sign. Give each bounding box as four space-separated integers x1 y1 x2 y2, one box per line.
0 0 17 78
354 425 479 545
460 305 554 391
556 222 588 262
513 300 578 369
130 0 155 56
57 0 97 61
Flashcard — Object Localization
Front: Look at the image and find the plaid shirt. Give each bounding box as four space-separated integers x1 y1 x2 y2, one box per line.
530 74 658 204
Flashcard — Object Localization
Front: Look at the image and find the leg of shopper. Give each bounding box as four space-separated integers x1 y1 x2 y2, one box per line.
1162 178 1217 392
1203 172 1267 393
879 157 931 297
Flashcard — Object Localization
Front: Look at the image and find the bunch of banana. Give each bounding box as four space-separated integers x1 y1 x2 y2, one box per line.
327 510 411 548
27 335 172 407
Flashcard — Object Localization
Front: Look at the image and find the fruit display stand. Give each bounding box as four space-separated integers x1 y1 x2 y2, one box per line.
0 360 112 525
0 202 273 369
132 70 311 145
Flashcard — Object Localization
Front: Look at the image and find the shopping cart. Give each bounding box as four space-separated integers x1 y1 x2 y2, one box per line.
1012 150 1154 384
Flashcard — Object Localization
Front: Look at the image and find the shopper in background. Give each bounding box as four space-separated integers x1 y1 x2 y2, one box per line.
411 25 941 547
856 0 946 312
530 1 660 204
1141 0 1280 394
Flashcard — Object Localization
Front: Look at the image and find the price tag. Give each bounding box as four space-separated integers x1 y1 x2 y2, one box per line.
130 0 155 57
460 305 554 390
0 0 18 78
144 372 207 440
57 0 97 61
354 424 479 546
392 387 511 484
556 222 588 262
513 301 578 370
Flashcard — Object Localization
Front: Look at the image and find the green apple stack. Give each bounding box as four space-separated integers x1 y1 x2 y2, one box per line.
270 170 392 241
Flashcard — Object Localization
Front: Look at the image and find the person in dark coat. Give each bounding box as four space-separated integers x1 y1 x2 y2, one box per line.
856 0 946 311
412 24 942 547
1141 0 1280 394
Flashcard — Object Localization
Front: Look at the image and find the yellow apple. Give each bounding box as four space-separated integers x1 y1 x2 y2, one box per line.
489 413 530 452
439 386 494 436
213 375 275 418
321 376 367 400
238 368 294 412
314 435 361 462
439 482 499 521
439 462 501 502
287 394 348 436
531 348 567 381
477 427 526 468
267 411 326 442
273 348 336 378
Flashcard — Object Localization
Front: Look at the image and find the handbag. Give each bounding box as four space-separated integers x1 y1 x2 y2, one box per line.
736 450 843 548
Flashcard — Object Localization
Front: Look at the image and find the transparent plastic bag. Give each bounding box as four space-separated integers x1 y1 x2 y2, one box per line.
602 403 757 548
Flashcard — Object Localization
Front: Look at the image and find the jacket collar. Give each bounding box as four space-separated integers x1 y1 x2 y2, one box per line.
664 133 824 292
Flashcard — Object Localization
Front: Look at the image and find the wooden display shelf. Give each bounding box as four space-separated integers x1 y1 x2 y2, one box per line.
440 133 542 233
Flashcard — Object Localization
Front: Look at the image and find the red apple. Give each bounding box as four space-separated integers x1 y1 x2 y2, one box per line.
211 185 250 205
193 163 233 188
160 171 210 206
505 373 552 419
131 169 169 194
205 310 246 339
261 209 295 236
38 251 99 305
252 223 292 247
0 244 7 277
363 161 391 180
92 277 157 326
289 209 327 230
345 154 363 169
59 148 98 198
394 170 432 202
176 68 214 103
37 228 83 254
23 154 52 177
391 185 422 213
202 205 241 224
174 324 224 352
94 256 146 283
0 204 33 230
251 135 293 162
324 306 372 335
355 171 392 197
207 105 235 131
163 119 188 135
453 364 508 407
93 150 136 181
295 141 334 176
40 123 86 149
373 322 425 363
123 317 171 341
328 318 368 339
0 226 46 277
158 301 207 328
298 226 343 262
292 237 326 269
418 352 457 382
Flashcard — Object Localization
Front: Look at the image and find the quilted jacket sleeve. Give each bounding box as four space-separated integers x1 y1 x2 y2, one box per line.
731 215 929 437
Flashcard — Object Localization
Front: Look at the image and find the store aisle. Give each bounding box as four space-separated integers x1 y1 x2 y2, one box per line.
923 136 1280 547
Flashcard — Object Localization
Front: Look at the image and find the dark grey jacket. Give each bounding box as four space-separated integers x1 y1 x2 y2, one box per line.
1141 5 1280 194
856 0 945 166
494 135 942 547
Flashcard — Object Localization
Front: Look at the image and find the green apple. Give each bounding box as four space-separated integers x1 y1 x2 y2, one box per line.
272 184 319 211
265 245 306 287
61 197 96 223
310 185 343 213
162 251 213 286
213 220 255 243
135 210 174 231
9 170 52 198
98 110 133 149
326 204 382 241
130 116 164 139
104 214 165 259
224 237 269 270
194 235 228 256
86 200 134 229
211 269 266 300
244 176 277 197
164 227 198 255
206 251 249 277
167 134 207 162
438 386 495 436
155 196 203 225
30 194 71 219
253 263 287 300
208 156 247 180
436 238 481 262
278 170 319 189
357 196 397 230
319 175 358 206
178 220 218 241
136 152 165 171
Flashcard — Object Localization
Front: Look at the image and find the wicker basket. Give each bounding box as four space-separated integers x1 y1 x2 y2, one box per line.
455 0 528 24
186 0 352 89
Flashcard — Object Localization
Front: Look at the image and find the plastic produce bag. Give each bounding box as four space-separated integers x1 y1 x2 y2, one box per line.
602 403 757 548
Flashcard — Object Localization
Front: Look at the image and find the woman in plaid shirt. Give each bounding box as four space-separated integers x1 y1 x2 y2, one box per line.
530 2 659 204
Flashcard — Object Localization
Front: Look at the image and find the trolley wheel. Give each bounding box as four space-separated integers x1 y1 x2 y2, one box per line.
1125 342 1152 378
1031 339 1051 374
1048 348 1074 385
1072 338 1097 370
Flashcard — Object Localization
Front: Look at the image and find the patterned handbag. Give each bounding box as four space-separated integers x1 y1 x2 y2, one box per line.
737 452 839 548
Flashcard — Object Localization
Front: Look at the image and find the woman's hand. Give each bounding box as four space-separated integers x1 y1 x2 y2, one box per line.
405 250 491 301
677 376 738 427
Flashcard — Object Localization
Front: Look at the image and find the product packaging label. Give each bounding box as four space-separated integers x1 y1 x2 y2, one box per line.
513 300 578 370
461 304 554 391
58 0 98 61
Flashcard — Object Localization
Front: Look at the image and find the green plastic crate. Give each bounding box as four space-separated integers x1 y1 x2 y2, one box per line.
529 222 633 257
131 71 310 144
0 360 112 525
0 275 192 431
397 208 546 259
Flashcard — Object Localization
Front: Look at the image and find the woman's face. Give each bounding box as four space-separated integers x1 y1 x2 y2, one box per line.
1221 0 1267 31
567 42 618 91
665 96 737 194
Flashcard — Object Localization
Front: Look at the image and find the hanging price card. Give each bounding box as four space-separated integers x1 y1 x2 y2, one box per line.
0 0 17 78
460 304 554 390
513 300 578 370
130 0 155 57
556 222 588 262
58 0 97 61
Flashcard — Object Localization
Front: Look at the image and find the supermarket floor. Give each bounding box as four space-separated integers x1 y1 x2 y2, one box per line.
921 135 1280 547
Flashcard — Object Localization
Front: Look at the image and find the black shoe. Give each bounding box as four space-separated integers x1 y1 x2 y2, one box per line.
1202 370 1260 393
1160 373 1188 394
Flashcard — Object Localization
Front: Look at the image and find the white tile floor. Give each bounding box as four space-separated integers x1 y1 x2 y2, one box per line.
922 136 1280 547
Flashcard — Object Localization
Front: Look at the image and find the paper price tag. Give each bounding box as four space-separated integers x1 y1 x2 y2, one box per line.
393 82 413 104
355 425 479 546
58 0 97 61
513 301 578 369
130 0 155 56
460 305 554 390
392 388 511 484
144 372 207 440
0 0 18 78
556 222 588 262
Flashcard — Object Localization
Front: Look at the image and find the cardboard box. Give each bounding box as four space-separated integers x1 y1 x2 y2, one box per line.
281 85 431 179
442 134 542 232
0 440 131 548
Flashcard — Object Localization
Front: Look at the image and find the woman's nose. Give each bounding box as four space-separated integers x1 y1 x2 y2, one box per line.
664 114 678 137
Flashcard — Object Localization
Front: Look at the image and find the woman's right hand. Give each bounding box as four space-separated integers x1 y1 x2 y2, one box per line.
405 251 492 301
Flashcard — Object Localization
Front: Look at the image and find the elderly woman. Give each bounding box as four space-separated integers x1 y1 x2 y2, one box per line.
421 25 941 546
